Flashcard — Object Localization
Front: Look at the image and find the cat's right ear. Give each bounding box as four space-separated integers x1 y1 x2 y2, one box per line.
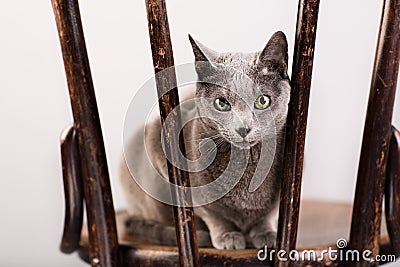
189 35 218 63
189 35 219 80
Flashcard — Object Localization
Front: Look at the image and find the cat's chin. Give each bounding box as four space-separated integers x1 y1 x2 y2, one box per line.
231 140 257 150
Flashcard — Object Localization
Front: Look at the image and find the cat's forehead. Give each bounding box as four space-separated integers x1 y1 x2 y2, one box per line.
196 50 287 101
211 61 279 94
214 52 259 74
213 52 281 87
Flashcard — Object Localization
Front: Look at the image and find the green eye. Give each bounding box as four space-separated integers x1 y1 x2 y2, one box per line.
255 95 271 110
214 98 231 111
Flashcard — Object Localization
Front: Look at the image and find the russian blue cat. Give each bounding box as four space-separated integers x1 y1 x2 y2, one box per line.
120 31 290 249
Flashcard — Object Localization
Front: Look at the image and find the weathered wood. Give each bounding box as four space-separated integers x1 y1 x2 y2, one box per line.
275 1 320 266
78 201 396 266
349 0 400 266
145 1 199 267
385 127 400 257
59 125 84 254
51 0 119 266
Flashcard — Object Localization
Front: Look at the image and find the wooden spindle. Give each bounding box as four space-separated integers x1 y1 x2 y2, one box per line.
145 1 199 267
275 0 320 266
51 0 119 266
349 0 400 265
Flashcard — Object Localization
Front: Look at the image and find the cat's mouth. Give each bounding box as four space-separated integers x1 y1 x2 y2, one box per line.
231 140 258 150
219 133 259 150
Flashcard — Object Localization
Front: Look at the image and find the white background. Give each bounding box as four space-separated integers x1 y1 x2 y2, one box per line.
1 0 399 266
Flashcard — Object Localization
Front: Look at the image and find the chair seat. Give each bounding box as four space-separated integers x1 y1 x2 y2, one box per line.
78 200 389 266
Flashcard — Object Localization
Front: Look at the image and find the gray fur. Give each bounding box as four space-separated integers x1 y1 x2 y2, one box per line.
120 31 290 249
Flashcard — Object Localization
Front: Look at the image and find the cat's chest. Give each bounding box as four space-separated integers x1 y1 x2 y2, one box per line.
192 152 280 207
187 140 282 218
219 165 280 209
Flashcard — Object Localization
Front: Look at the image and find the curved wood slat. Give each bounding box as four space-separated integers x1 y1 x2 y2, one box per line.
275 1 320 266
116 246 336 267
385 126 400 257
51 0 119 265
349 0 400 265
60 125 84 254
78 237 394 267
77 202 394 266
145 1 199 267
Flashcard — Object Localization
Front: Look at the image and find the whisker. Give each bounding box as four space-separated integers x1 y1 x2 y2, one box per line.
184 134 221 143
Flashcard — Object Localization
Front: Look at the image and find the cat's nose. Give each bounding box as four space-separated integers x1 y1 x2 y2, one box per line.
236 127 251 138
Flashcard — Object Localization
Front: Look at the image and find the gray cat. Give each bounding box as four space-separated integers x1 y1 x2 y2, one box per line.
120 31 290 249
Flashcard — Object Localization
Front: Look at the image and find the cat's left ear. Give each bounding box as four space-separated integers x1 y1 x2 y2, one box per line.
257 31 289 79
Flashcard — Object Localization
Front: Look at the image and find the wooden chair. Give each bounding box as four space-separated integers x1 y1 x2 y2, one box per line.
51 0 400 266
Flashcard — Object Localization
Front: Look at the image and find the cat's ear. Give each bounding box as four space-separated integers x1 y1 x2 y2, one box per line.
257 31 289 79
189 35 219 62
189 35 219 80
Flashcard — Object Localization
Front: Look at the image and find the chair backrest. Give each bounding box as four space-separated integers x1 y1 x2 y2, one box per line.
349 0 400 261
51 0 400 267
51 0 119 266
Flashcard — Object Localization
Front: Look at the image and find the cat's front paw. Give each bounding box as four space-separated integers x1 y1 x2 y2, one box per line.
213 231 246 250
250 231 277 249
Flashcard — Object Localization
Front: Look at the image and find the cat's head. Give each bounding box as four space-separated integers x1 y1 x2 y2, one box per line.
189 31 290 149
